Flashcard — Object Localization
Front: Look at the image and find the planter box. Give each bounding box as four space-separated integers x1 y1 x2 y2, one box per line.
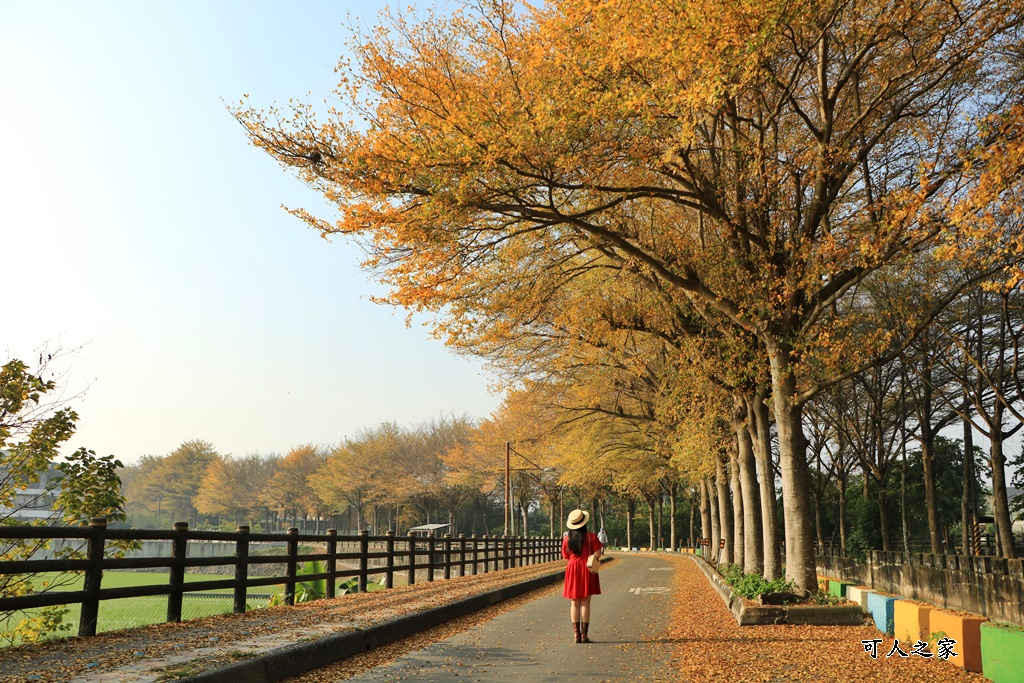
784 604 864 626
981 622 1024 683
847 586 870 612
736 603 785 625
687 557 863 627
866 592 897 635
929 608 987 673
894 600 931 646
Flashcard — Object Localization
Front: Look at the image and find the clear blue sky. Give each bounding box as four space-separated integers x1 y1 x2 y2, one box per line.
0 1 502 463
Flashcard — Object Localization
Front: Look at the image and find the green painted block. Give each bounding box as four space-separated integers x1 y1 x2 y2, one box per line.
981 622 1024 683
828 581 851 599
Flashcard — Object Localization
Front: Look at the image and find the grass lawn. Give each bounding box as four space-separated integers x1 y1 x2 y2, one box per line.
2 571 282 646
3 570 383 646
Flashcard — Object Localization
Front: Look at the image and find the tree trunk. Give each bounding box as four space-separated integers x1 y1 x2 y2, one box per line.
626 498 635 550
706 476 721 560
748 391 781 579
837 474 848 554
647 498 656 551
689 488 696 547
813 482 825 549
699 481 711 553
729 445 744 569
715 454 733 565
768 343 817 594
878 487 891 552
669 483 678 551
990 410 1017 559
657 494 663 549
918 365 943 554
962 419 974 556
901 440 910 553
736 405 763 575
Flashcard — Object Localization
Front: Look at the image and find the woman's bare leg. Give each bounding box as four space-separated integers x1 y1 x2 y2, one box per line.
580 595 592 623
570 599 581 622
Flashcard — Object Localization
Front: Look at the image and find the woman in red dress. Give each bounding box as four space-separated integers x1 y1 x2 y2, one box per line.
562 508 603 643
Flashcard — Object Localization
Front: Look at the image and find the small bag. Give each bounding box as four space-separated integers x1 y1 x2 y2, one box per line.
587 553 601 573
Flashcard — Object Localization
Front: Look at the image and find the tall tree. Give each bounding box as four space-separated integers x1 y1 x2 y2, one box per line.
237 0 1024 588
194 453 277 527
269 444 327 532
150 440 220 527
0 352 127 643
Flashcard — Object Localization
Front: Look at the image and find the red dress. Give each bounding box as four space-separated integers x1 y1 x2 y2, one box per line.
562 532 602 599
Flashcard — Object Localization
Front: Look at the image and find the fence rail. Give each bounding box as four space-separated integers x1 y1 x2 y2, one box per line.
0 518 563 637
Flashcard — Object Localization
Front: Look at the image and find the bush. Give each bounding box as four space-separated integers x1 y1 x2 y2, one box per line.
718 563 795 600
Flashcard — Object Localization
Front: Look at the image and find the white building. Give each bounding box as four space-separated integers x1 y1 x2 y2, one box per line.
0 458 63 523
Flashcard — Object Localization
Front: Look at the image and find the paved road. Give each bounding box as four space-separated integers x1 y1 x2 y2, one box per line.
340 554 677 683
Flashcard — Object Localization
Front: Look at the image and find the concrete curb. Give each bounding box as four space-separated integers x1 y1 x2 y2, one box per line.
685 555 864 626
180 569 567 683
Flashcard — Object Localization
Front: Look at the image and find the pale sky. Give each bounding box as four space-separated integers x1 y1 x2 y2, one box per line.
0 1 503 463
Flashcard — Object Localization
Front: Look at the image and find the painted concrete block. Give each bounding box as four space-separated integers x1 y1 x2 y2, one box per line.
929 608 987 673
828 581 852 599
981 622 1024 683
847 586 870 612
866 592 897 635
894 600 931 646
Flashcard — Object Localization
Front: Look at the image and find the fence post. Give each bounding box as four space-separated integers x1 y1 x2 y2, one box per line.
503 535 510 570
325 528 338 599
78 517 107 637
470 534 478 575
167 521 188 623
385 530 395 589
443 534 452 580
285 527 299 606
233 525 250 614
407 534 417 586
481 535 489 574
459 534 467 577
358 529 369 593
427 532 436 582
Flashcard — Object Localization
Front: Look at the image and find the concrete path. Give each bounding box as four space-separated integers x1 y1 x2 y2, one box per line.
338 554 677 683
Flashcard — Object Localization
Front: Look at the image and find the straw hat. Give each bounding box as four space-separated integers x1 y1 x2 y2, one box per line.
566 509 590 529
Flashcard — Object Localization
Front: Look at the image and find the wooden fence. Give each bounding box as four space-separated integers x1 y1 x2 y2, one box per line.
0 518 563 637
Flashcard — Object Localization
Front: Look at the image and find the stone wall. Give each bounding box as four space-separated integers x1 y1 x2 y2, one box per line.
816 550 1024 627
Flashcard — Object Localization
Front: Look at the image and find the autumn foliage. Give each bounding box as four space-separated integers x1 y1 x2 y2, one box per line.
230 0 1024 590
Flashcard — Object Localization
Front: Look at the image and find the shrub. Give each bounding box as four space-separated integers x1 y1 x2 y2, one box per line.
719 564 795 600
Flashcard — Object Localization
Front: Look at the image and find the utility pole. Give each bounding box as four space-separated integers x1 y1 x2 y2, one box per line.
504 441 511 537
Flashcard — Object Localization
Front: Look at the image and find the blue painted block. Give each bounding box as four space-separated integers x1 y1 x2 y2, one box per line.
866 592 897 635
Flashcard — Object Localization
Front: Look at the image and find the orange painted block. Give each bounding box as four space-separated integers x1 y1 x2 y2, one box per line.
894 600 931 647
929 608 987 673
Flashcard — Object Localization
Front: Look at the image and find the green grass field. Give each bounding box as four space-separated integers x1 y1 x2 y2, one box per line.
3 570 384 646
2 571 282 646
